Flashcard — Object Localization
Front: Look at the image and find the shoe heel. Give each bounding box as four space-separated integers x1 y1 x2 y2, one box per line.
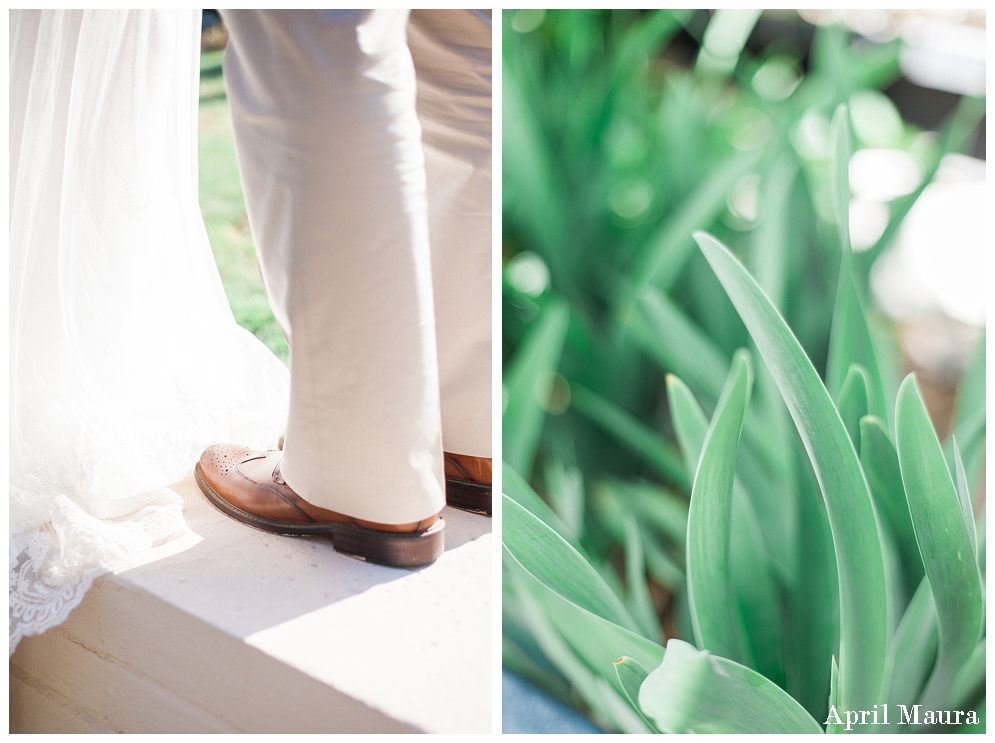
445 478 492 516
332 519 445 569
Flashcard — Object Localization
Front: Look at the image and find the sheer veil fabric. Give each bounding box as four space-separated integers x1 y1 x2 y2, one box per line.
9 10 290 652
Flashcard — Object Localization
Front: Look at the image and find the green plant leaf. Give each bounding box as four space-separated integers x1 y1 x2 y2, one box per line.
623 514 663 641
694 230 889 716
504 541 666 710
502 461 584 554
614 656 659 732
543 457 585 539
628 289 729 407
835 363 869 449
502 575 574 704
570 383 689 489
667 372 785 684
896 374 984 709
860 416 925 598
686 350 754 667
949 407 986 500
952 437 978 559
950 638 986 713
669 371 794 582
788 443 838 723
614 655 649 702
975 509 986 575
503 549 654 733
503 494 641 633
749 155 797 314
666 373 710 474
728 484 785 688
503 297 569 477
695 9 763 78
825 107 886 419
639 639 824 734
883 578 937 722
827 656 841 733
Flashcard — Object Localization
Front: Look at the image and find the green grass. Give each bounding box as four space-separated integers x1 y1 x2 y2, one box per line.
198 47 289 364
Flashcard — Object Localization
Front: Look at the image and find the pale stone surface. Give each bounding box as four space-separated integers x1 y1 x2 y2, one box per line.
10 665 114 734
10 470 492 733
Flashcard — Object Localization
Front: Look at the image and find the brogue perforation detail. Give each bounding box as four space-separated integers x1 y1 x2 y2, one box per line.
207 444 246 477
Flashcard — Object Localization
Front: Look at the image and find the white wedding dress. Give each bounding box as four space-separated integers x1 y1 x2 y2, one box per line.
9 10 290 653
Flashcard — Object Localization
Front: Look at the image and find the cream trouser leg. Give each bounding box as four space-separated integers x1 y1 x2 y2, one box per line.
221 10 491 524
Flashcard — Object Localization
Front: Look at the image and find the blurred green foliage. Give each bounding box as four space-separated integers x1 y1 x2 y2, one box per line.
198 47 289 364
502 9 985 733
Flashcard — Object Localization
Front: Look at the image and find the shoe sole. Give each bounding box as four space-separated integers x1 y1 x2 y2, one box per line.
445 477 492 516
195 463 445 569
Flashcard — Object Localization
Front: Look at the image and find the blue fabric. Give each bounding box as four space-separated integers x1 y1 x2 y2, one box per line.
502 670 604 734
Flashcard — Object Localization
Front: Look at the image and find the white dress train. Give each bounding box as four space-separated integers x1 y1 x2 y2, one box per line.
8 9 290 653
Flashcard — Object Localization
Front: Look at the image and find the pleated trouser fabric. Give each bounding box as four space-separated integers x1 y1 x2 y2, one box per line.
221 10 491 523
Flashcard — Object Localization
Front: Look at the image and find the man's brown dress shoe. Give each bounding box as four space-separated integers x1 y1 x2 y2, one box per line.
195 444 444 568
444 452 491 516
277 434 492 518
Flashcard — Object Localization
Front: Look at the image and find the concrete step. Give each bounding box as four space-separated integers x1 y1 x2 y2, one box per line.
10 471 493 733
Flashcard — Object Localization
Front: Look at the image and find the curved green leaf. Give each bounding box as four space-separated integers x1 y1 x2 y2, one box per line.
949 407 986 500
503 549 654 733
860 416 925 598
788 443 838 722
694 231 889 716
952 437 978 559
835 364 869 449
670 371 794 582
667 372 784 684
502 461 581 553
503 495 640 633
895 374 984 709
630 292 782 478
639 639 823 734
728 486 785 688
825 107 886 419
623 514 663 641
749 155 797 314
827 657 841 733
686 350 754 666
666 373 709 475
884 578 937 724
504 545 665 684
614 656 659 732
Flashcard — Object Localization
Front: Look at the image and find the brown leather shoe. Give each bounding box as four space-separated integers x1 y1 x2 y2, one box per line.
444 452 491 516
195 444 444 568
